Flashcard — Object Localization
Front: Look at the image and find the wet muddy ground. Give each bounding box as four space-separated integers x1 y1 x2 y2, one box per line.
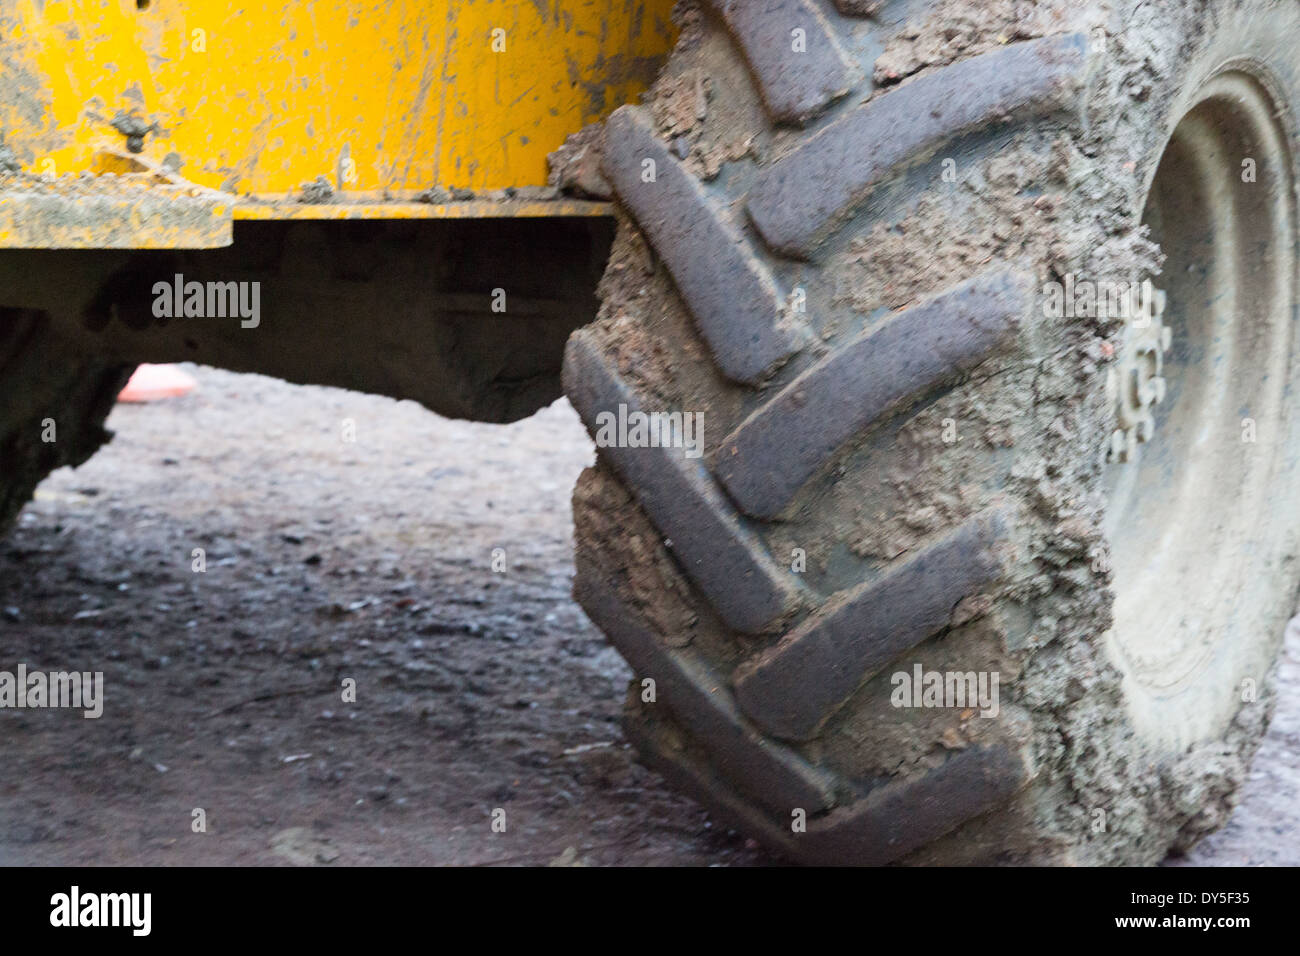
0 366 1294 865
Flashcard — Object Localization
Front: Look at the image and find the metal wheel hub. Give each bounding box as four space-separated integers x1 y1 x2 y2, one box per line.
1103 281 1171 464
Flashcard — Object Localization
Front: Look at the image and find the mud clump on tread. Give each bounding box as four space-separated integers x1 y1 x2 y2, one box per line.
831 143 1069 315
641 29 762 180
547 121 613 200
589 220 744 439
873 0 1071 87
572 465 699 644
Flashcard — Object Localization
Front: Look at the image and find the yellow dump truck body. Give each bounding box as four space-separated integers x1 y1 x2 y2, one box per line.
0 0 675 245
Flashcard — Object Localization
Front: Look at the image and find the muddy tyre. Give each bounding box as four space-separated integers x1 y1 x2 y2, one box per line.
564 0 1300 864
0 310 132 533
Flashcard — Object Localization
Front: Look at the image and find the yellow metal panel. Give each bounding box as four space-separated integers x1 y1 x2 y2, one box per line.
233 198 612 221
0 0 674 196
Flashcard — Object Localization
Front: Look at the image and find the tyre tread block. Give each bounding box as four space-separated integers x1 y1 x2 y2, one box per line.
706 0 863 124
564 332 803 634
575 563 835 813
797 743 1031 864
602 107 803 384
734 511 1007 740
717 269 1026 519
747 34 1089 257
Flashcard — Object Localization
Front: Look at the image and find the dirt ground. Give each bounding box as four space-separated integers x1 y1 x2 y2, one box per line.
0 365 1294 866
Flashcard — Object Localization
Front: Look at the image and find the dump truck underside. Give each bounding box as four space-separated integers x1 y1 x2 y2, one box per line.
0 217 615 424
1 0 676 422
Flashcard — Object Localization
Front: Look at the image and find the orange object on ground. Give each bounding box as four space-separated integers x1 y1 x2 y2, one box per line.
117 364 198 403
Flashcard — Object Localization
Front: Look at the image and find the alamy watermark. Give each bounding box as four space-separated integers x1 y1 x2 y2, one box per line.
1041 274 1159 323
0 664 103 718
152 272 260 328
593 403 704 459
890 664 999 718
50 886 150 936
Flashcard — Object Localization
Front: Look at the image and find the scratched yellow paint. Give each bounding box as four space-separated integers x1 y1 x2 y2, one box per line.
0 0 674 196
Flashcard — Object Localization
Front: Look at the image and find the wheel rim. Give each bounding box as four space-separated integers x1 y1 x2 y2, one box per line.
1103 69 1297 749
